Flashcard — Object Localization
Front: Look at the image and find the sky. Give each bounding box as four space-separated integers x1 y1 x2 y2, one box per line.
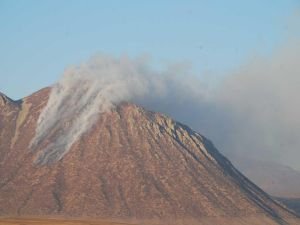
1 1 300 170
1 0 300 99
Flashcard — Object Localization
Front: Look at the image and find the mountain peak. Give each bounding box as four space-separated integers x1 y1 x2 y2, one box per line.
0 92 22 113
0 87 298 224
0 92 13 106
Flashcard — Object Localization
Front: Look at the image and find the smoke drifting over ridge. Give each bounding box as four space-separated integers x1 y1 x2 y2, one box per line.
32 42 300 169
31 55 208 164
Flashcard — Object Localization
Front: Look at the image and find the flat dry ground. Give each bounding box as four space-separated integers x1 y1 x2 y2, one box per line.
0 217 299 225
0 218 133 225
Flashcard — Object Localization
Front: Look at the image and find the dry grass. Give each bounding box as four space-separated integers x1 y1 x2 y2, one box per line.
0 217 133 225
1 217 299 225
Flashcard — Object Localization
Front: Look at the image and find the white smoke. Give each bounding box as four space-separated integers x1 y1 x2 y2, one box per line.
30 54 207 164
32 40 300 170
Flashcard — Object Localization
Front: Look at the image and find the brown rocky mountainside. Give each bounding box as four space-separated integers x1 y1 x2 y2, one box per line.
0 88 299 225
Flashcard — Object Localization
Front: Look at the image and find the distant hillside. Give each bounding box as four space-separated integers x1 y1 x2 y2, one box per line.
231 157 300 198
276 198 300 216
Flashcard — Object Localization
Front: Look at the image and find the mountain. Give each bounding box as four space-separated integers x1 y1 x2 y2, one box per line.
231 158 300 198
0 91 20 111
0 88 299 225
275 198 300 216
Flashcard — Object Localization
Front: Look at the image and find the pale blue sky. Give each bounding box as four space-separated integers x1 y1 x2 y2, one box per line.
1 0 299 99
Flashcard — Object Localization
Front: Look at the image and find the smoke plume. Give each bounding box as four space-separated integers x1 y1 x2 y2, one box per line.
32 42 300 170
30 54 207 164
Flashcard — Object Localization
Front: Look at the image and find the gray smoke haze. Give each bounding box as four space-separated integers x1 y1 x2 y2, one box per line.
32 41 300 170
215 41 300 169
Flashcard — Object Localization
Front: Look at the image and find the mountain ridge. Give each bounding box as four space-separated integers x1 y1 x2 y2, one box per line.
0 88 298 224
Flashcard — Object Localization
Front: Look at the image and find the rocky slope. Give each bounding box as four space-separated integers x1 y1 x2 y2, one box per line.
0 88 298 224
